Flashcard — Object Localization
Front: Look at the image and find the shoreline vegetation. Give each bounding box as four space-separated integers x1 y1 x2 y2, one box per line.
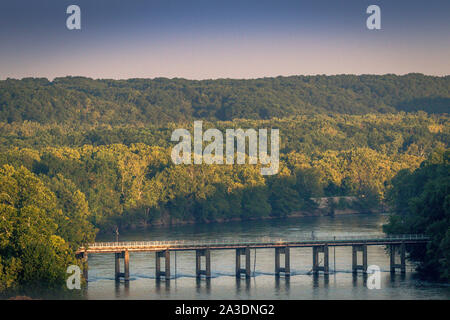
0 74 449 291
115 196 384 232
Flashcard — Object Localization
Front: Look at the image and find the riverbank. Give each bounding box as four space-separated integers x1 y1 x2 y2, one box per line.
97 197 386 235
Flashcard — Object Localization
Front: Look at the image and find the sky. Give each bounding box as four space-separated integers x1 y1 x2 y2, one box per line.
0 0 449 80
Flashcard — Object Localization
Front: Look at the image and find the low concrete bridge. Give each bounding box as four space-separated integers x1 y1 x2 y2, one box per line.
76 234 429 282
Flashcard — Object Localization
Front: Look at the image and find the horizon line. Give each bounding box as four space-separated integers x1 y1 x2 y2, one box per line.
2 72 449 82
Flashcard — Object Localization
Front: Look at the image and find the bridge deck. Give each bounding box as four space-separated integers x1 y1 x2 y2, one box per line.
77 234 429 254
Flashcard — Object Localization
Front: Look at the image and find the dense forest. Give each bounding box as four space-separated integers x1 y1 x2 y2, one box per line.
0 114 447 230
384 149 449 281
1 74 449 125
0 74 449 291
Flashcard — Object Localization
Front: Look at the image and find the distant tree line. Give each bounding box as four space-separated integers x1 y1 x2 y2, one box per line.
0 74 448 125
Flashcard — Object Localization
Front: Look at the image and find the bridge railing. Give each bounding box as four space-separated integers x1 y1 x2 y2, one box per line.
80 234 429 251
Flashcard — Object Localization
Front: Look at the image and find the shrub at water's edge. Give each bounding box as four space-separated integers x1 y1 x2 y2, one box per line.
384 148 450 282
0 165 96 293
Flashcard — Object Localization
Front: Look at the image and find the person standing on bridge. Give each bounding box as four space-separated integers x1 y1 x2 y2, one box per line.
114 226 119 242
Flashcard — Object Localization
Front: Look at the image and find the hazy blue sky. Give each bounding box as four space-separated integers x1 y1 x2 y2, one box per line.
0 0 449 79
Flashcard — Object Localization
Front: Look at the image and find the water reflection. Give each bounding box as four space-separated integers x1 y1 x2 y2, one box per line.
155 278 171 293
275 276 290 292
114 281 130 298
312 274 329 288
196 278 211 295
390 272 406 283
235 277 251 294
351 273 369 287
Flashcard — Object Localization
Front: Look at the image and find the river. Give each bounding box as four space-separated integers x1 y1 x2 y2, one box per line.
79 213 450 300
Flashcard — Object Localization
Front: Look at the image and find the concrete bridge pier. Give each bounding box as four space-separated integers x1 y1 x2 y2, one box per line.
76 252 89 281
352 244 368 273
275 247 290 277
155 250 170 280
390 243 406 273
114 250 130 281
236 247 251 278
196 248 211 278
313 244 329 274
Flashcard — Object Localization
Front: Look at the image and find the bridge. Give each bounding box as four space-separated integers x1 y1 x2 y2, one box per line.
76 234 429 282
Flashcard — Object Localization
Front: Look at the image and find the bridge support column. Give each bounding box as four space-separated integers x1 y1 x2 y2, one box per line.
236 247 251 278
196 249 211 278
156 250 170 280
275 247 290 277
115 250 130 281
76 252 88 281
115 252 121 281
390 243 406 274
352 244 368 273
124 250 130 281
313 244 329 274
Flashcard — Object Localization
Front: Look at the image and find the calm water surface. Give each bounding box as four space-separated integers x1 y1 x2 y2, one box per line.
85 214 450 300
